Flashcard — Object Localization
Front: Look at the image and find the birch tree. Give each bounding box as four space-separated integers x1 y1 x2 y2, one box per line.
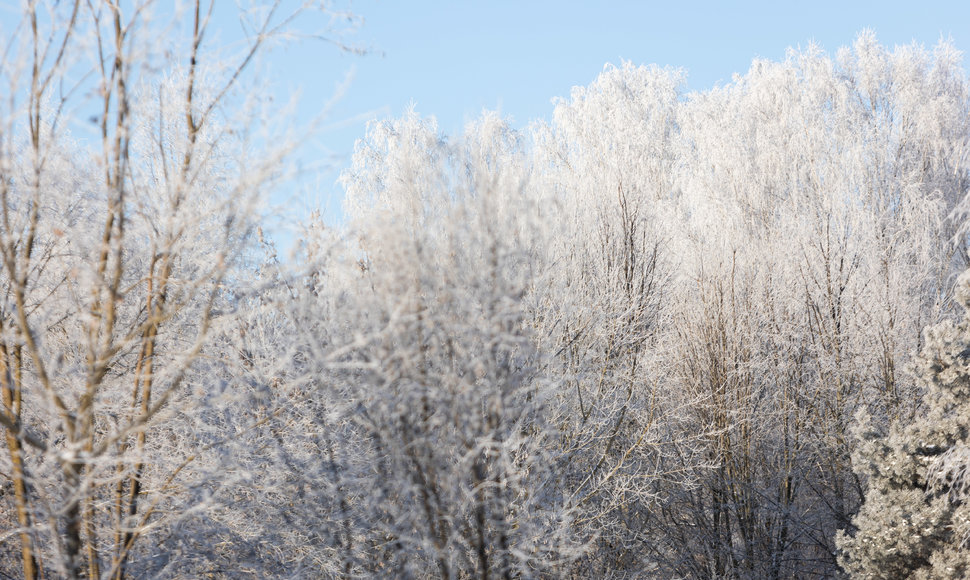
0 1 341 576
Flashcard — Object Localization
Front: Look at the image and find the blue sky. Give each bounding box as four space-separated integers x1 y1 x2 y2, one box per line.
236 0 970 244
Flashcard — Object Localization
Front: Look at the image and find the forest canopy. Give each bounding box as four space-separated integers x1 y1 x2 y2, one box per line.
0 2 969 578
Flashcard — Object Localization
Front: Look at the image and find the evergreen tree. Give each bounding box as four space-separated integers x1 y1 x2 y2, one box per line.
839 270 970 578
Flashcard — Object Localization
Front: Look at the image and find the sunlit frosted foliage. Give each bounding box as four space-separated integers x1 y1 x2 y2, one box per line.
0 1 340 577
839 270 970 578
1 12 969 578
316 33 969 579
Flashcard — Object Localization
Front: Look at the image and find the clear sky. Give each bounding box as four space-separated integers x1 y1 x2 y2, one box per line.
236 0 970 245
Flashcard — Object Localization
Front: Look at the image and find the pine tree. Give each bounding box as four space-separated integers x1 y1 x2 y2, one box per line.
839 270 970 578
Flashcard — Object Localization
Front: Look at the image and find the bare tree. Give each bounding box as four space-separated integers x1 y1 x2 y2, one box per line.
0 1 350 577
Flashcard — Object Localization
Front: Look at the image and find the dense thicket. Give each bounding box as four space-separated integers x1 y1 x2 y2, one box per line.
0 3 968 577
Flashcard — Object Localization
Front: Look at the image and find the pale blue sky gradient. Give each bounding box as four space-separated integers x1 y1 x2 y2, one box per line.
236 0 970 242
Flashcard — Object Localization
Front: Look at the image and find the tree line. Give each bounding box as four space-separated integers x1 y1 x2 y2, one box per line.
0 2 968 578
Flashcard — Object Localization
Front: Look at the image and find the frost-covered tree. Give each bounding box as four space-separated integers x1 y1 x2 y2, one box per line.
3 9 966 576
209 110 588 577
839 270 970 579
646 34 966 578
0 1 354 577
529 63 685 575
334 110 585 577
284 32 966 579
